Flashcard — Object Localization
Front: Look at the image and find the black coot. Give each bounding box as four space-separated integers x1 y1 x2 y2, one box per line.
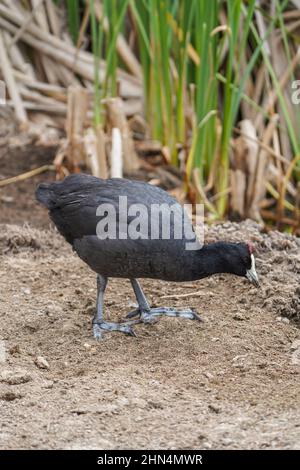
36 174 259 339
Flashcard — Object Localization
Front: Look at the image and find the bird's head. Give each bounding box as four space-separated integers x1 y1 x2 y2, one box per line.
225 241 259 287
198 241 260 287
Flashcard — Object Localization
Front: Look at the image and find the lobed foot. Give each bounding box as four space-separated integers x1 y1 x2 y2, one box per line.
93 320 138 340
126 306 203 323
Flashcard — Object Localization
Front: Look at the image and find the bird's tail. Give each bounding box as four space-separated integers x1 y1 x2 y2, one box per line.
35 182 55 209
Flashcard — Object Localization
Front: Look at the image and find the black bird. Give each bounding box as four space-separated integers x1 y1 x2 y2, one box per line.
36 174 259 339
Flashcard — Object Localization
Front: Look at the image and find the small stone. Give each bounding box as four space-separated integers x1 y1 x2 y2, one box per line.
281 317 290 324
41 380 54 389
0 369 32 385
34 356 50 370
291 339 300 351
249 400 258 406
233 313 245 321
203 442 212 449
21 287 31 295
45 304 62 316
83 343 92 350
204 372 214 380
208 404 221 414
221 437 233 446
0 195 14 203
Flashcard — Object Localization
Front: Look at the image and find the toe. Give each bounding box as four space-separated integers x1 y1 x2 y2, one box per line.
192 310 203 322
126 308 140 319
93 324 104 341
121 324 138 337
129 327 137 337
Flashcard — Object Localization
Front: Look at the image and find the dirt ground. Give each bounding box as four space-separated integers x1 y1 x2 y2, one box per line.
0 143 57 229
0 147 300 450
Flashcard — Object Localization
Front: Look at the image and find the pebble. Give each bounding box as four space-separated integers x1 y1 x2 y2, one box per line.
45 305 62 316
0 369 32 385
202 441 212 449
21 287 31 296
41 380 54 389
276 316 290 324
204 372 214 380
34 356 50 370
0 195 14 203
233 313 246 321
221 437 233 446
291 339 300 351
208 404 221 414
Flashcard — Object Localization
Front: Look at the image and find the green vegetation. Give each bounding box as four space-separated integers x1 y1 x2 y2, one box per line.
65 0 300 231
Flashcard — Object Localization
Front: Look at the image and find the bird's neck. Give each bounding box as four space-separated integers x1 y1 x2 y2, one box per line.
187 243 233 280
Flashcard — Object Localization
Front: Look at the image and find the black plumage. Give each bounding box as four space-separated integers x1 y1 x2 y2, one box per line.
36 174 259 339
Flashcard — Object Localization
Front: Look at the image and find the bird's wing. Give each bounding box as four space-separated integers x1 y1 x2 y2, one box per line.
45 175 196 245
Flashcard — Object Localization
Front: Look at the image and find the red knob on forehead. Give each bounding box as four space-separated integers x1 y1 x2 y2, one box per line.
247 241 255 254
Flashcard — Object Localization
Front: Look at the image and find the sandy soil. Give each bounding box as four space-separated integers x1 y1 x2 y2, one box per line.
0 219 299 450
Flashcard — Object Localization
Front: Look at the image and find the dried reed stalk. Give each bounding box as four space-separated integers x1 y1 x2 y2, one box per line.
105 97 140 173
110 127 123 178
0 30 28 127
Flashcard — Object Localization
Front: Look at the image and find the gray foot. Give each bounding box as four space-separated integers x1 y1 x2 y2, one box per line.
93 321 138 340
126 307 203 323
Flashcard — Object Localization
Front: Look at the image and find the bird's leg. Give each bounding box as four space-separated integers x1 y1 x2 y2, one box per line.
130 278 151 311
127 279 202 323
92 274 139 340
